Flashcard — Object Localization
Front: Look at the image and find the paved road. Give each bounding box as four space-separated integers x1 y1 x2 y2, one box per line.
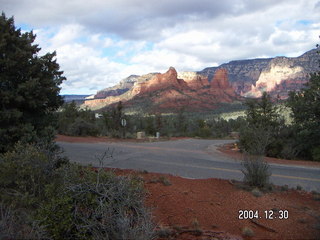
58 139 320 192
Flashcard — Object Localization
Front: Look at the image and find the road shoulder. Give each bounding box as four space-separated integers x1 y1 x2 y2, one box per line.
217 143 320 168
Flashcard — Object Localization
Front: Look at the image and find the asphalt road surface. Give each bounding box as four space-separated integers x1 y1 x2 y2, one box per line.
58 139 320 192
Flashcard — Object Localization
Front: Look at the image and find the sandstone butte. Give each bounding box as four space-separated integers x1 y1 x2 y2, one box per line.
84 67 239 112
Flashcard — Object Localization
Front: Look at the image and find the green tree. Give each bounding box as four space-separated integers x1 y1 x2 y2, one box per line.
245 92 279 128
239 92 282 155
287 67 320 160
0 13 65 153
57 101 78 134
101 101 125 137
155 112 163 133
57 101 98 136
175 107 187 135
145 115 155 135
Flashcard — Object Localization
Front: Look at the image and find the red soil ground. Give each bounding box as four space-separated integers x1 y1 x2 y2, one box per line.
115 169 320 240
57 135 320 239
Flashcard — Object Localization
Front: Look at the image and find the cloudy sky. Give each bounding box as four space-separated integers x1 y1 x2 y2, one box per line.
2 0 320 94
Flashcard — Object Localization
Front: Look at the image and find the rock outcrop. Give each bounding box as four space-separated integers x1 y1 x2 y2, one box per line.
84 67 239 112
131 67 189 95
199 48 318 97
84 48 318 112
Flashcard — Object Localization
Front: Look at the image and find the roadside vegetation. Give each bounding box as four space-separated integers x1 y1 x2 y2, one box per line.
239 57 320 162
56 101 247 139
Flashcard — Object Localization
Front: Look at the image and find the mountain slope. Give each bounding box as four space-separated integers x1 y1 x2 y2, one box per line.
85 67 240 112
83 48 318 112
199 48 318 97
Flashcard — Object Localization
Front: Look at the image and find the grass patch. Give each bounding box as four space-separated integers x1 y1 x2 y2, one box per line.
149 176 172 186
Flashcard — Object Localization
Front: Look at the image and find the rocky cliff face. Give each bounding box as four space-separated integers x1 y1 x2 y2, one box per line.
84 48 318 112
86 73 158 101
131 67 189 95
199 48 318 97
84 67 239 112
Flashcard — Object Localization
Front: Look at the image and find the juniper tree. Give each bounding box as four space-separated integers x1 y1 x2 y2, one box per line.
287 44 320 160
0 13 65 153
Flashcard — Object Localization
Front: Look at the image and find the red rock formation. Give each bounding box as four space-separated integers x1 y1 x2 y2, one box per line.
84 67 239 112
187 75 210 89
138 67 189 94
211 68 230 89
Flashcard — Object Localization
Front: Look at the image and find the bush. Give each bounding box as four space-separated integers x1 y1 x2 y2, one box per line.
239 126 271 155
37 164 155 240
241 154 271 188
0 203 48 240
0 142 68 208
197 127 211 138
57 102 99 137
67 118 99 136
312 146 320 162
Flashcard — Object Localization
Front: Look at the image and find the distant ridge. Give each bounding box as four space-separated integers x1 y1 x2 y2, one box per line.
62 95 90 103
83 48 319 112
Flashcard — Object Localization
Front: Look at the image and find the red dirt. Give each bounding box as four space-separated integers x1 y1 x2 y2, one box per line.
57 135 320 239
114 169 320 240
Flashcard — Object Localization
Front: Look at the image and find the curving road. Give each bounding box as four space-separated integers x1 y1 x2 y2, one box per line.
58 139 320 192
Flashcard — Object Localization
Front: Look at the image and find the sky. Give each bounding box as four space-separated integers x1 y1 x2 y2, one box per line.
2 0 320 95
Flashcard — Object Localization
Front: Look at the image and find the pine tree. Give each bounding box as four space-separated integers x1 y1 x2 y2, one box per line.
239 92 282 155
0 13 66 153
287 68 320 160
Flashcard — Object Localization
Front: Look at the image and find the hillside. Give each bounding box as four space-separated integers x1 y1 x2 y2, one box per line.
200 48 318 98
84 67 240 112
83 48 318 112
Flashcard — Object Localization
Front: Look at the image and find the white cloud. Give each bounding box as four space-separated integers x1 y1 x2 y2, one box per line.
2 0 319 94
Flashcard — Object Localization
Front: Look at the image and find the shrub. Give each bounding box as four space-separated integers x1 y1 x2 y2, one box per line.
37 164 155 240
239 126 272 155
0 142 68 208
149 176 171 186
197 127 211 138
0 203 48 240
67 117 99 136
241 154 271 188
251 188 263 197
311 146 320 162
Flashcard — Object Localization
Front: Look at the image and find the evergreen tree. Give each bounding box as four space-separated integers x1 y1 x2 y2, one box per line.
245 92 279 128
239 92 282 155
287 53 320 160
0 13 65 152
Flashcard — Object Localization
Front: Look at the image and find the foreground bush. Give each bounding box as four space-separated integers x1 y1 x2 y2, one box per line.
37 165 155 240
0 203 48 240
0 142 68 208
241 154 271 188
0 142 155 239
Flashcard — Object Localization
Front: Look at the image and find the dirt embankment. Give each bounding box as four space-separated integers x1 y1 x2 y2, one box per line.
114 169 320 240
